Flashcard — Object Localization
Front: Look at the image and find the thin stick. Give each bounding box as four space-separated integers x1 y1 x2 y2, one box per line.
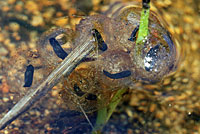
78 104 96 133
0 36 95 130
65 86 96 132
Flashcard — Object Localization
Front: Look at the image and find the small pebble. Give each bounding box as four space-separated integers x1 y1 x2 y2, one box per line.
31 15 44 26
0 33 4 42
156 110 165 119
163 78 171 85
51 90 58 97
25 1 39 14
149 103 156 112
44 110 50 116
8 0 16 4
4 130 9 134
182 78 189 83
54 18 68 27
10 95 14 100
0 47 8 56
2 6 10 12
126 108 133 118
9 22 20 32
3 97 9 102
15 3 23 12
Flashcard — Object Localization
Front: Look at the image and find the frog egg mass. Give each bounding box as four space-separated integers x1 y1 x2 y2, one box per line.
35 6 180 112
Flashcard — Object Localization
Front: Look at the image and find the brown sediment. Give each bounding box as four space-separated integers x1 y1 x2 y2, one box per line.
0 0 199 134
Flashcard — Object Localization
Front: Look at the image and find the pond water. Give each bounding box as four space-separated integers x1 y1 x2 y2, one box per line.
0 0 199 134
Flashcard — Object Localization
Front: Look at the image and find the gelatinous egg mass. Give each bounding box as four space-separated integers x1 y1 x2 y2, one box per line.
33 6 180 112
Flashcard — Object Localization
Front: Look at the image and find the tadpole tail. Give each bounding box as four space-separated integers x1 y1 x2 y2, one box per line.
0 35 95 130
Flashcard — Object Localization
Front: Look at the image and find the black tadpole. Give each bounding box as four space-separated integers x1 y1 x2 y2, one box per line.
128 25 139 42
103 70 131 79
92 29 108 51
49 37 68 60
23 64 34 87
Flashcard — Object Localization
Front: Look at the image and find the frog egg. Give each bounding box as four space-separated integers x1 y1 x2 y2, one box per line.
96 49 134 88
131 13 179 83
37 27 74 69
132 33 177 83
114 6 181 83
60 63 115 113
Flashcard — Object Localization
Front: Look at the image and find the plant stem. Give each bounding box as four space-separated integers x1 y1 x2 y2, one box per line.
93 89 127 133
92 1 151 133
136 0 150 45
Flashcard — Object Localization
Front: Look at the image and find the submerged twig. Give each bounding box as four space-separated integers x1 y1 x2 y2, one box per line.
78 103 96 133
0 35 95 130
